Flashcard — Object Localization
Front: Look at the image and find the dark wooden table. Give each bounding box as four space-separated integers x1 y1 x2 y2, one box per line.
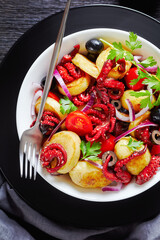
1 0 160 64
1 1 160 238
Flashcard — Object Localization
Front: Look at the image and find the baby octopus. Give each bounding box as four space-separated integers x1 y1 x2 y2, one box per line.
85 103 116 142
97 78 125 100
31 111 60 136
40 143 67 174
103 145 160 185
56 44 83 83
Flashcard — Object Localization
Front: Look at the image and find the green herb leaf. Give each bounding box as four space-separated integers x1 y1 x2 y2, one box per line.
156 67 160 79
80 141 102 161
143 75 160 92
153 94 160 107
129 67 147 85
130 90 153 109
126 136 143 151
59 96 77 114
130 90 151 98
125 51 134 61
80 140 87 156
140 56 157 68
125 32 142 51
107 42 133 61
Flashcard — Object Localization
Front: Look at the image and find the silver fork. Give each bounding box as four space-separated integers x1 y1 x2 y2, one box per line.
19 0 72 180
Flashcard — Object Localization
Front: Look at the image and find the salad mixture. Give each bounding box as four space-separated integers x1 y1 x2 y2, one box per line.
31 32 160 192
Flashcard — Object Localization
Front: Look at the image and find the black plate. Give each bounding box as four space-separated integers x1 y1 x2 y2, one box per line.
1 4 160 228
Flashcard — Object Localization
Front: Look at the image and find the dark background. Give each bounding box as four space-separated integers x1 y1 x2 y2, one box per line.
1 1 160 239
1 0 160 64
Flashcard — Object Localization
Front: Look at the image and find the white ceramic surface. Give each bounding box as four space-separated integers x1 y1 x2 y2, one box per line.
16 28 160 202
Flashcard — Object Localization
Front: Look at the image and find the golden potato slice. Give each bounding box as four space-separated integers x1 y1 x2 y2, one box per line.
69 161 111 188
128 111 151 137
96 48 132 79
35 97 64 120
114 137 151 175
72 53 99 78
58 73 91 96
126 148 151 175
44 131 81 174
121 90 155 113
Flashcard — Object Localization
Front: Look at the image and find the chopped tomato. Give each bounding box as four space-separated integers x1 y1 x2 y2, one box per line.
47 92 59 102
151 145 160 156
124 67 145 91
97 134 115 157
35 89 59 102
65 110 93 136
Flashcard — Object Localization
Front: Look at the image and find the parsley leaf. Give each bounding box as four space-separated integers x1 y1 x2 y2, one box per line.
107 42 134 61
59 96 77 114
140 56 157 68
80 141 102 161
142 75 160 92
130 67 147 85
156 66 160 79
125 32 142 51
130 90 153 109
126 136 143 151
153 94 160 107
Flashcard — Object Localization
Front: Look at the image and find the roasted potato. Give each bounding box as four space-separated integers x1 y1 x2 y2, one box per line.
114 137 151 175
35 97 64 120
69 160 111 188
121 90 156 113
44 131 81 174
128 111 151 137
96 47 132 79
72 53 99 78
58 73 91 96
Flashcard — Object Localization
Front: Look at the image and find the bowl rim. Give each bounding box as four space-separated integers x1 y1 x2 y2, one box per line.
16 28 160 202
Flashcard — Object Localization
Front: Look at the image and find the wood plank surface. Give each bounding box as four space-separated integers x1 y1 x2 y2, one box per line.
0 0 160 63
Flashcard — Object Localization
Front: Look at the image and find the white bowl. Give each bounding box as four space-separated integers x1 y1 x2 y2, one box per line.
16 28 160 202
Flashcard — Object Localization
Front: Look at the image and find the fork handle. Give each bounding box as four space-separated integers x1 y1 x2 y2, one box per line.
35 0 72 125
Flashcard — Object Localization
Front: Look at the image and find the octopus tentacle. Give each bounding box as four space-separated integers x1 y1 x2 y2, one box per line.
40 143 67 173
103 79 125 100
103 155 122 182
72 91 91 106
136 155 160 185
113 145 148 184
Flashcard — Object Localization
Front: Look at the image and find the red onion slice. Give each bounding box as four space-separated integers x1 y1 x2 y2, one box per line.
47 117 66 142
133 55 143 63
32 82 43 90
116 86 153 122
54 69 72 101
116 109 130 122
83 159 103 169
115 120 158 142
133 55 157 73
126 99 135 122
31 89 43 119
81 93 95 112
102 182 123 192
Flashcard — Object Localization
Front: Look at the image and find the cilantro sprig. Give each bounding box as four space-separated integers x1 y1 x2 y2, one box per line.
59 96 77 114
100 32 142 62
100 32 160 110
80 141 102 161
130 66 160 109
125 32 142 51
124 136 143 151
130 90 153 109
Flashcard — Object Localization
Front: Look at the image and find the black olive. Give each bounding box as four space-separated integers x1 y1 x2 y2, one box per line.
87 52 98 62
85 39 104 55
111 100 121 110
40 76 56 90
150 107 160 124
